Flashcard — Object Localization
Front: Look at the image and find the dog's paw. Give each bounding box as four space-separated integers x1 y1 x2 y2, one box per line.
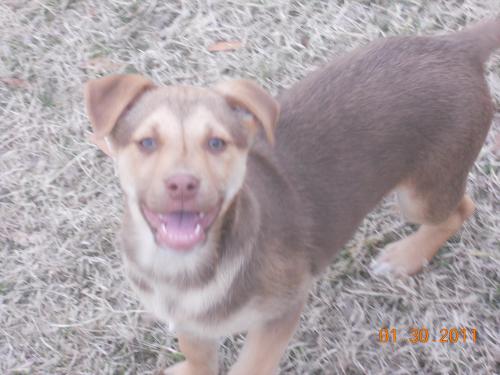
369 258 396 275
161 361 217 375
370 236 429 276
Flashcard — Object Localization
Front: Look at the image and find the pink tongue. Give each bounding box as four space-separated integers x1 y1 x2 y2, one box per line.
164 212 198 233
156 212 205 250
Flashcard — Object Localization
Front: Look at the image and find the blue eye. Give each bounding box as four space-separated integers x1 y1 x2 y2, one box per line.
139 137 156 151
207 137 226 152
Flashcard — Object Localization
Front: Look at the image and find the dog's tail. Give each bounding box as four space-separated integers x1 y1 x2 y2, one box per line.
453 16 500 63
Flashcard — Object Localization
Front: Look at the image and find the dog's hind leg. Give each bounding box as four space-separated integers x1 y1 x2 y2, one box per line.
372 178 475 276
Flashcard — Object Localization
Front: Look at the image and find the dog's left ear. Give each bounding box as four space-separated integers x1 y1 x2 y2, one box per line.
214 79 280 145
84 74 155 156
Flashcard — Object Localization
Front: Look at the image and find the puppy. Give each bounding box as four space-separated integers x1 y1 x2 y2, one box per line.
84 19 500 375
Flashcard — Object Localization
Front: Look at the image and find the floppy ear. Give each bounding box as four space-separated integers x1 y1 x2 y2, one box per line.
213 79 280 144
84 74 155 155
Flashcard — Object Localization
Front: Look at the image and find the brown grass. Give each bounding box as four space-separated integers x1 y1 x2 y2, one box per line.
1 0 499 374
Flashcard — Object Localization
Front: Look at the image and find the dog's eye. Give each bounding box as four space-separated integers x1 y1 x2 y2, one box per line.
207 137 226 153
138 137 157 152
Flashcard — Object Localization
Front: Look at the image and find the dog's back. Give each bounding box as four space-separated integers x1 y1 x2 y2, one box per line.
271 18 500 271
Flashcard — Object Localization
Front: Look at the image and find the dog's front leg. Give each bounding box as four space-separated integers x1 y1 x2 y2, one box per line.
229 300 305 375
163 333 219 375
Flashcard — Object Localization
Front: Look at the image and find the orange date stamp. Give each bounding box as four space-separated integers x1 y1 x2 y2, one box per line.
378 327 478 344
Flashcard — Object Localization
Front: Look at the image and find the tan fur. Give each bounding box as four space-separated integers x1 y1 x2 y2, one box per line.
228 299 305 375
163 335 219 375
115 104 245 217
84 74 154 141
374 195 475 275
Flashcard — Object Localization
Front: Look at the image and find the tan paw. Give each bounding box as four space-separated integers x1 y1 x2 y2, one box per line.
162 361 218 375
371 236 431 276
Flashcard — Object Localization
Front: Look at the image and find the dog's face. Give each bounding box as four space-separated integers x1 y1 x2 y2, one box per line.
115 88 252 251
85 75 279 253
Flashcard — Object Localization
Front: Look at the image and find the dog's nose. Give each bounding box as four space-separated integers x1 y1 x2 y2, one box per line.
165 174 200 200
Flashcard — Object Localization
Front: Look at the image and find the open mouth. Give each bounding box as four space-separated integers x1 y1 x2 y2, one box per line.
142 203 221 251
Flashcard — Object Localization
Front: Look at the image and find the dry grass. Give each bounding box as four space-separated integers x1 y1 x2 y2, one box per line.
1 0 499 374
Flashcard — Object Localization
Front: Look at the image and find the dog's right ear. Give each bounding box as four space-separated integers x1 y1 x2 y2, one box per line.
84 74 155 156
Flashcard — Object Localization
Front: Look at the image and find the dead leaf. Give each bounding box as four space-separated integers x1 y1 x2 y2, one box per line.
0 77 29 89
207 40 242 52
300 35 310 48
82 57 124 71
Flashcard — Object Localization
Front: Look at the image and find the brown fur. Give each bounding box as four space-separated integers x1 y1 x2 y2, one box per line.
214 79 280 144
84 19 500 375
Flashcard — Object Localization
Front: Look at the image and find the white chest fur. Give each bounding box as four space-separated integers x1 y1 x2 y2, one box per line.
125 257 264 337
122 200 266 337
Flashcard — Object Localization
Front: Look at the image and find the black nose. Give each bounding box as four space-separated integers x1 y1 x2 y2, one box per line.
165 174 200 200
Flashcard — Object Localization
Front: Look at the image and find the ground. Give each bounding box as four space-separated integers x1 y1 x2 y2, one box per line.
1 0 499 374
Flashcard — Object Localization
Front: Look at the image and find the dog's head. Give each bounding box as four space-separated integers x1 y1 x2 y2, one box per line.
85 74 279 253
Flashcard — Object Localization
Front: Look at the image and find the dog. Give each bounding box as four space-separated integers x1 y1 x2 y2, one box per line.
84 18 499 375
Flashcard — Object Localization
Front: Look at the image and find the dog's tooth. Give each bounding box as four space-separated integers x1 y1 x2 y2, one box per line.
195 224 201 235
